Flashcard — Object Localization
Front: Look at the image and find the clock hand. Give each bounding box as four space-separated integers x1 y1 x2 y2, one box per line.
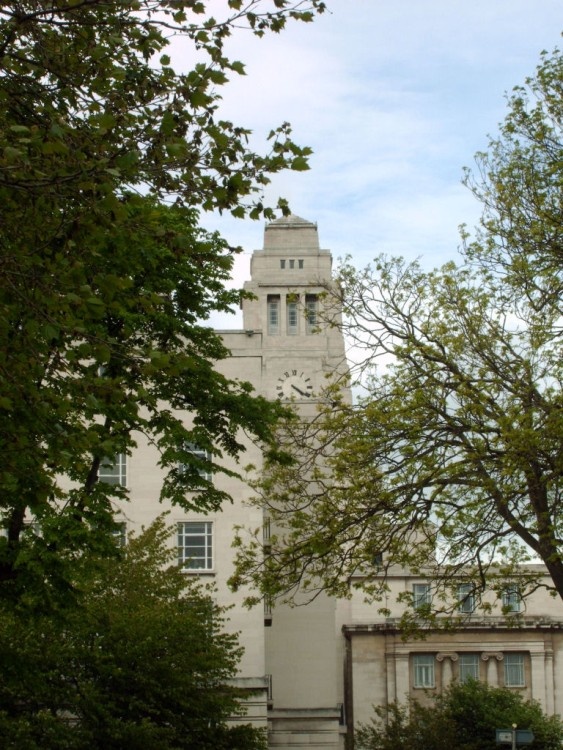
291 385 311 398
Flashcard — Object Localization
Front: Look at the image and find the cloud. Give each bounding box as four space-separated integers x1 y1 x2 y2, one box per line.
178 1 563 327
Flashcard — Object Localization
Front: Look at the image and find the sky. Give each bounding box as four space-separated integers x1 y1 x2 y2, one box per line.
182 1 563 327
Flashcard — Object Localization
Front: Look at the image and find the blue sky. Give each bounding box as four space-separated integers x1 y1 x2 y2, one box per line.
187 1 563 326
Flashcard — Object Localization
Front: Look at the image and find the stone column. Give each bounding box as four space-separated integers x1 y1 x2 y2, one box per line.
530 650 548 712
394 653 410 706
544 648 555 715
436 652 458 689
481 652 503 686
385 651 397 705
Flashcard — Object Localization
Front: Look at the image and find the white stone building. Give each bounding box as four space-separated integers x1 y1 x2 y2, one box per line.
341 567 563 734
114 215 563 749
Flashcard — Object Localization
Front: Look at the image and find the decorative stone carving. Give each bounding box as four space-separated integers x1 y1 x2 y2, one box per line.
481 651 503 686
436 652 459 662
481 651 504 661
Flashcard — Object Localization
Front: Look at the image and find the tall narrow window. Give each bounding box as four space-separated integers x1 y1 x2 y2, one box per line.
459 654 480 682
298 259 304 269
413 583 431 610
502 586 521 613
287 298 299 335
267 295 280 335
413 655 435 688
289 259 295 269
457 583 476 613
280 259 286 269
263 516 271 548
504 653 525 687
264 595 273 625
178 521 213 571
98 454 127 486
305 294 318 334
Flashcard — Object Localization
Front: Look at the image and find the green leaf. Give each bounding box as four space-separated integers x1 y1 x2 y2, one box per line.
97 112 117 131
160 110 176 136
3 146 22 160
291 156 310 171
42 141 68 155
230 60 246 75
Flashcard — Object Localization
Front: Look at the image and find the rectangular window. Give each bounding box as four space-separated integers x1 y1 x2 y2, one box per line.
280 259 286 269
178 521 213 571
180 442 212 482
298 259 304 269
287 299 299 335
413 583 431 610
457 583 476 613
305 294 318 334
111 521 127 547
263 517 271 545
267 295 280 335
413 654 435 688
504 653 525 687
266 673 273 702
98 454 127 486
22 520 40 537
289 259 295 269
264 595 273 620
459 654 480 683
502 586 521 613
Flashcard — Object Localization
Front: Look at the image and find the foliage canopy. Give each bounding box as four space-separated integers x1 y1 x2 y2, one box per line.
232 45 563 620
0 0 325 603
355 680 563 750
0 518 267 749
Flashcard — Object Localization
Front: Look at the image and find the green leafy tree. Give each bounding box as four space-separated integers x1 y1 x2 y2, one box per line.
0 0 325 602
0 518 267 749
355 681 563 750
232 46 563 618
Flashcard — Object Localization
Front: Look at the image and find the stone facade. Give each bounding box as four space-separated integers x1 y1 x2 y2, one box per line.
117 215 563 749
340 569 563 739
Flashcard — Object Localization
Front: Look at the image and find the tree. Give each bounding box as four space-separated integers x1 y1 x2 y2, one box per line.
0 518 267 749
231 46 563 618
0 1 325 603
354 681 563 750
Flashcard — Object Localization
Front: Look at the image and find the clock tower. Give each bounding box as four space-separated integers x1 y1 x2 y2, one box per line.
242 214 348 410
119 215 350 749
236 215 350 748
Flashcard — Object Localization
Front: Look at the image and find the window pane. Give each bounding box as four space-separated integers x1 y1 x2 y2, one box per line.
459 654 479 682
112 521 127 547
458 583 475 613
502 586 521 612
413 655 435 688
413 583 431 609
178 521 213 570
267 295 280 335
180 442 212 481
504 654 525 687
99 454 126 486
287 300 299 335
305 294 318 334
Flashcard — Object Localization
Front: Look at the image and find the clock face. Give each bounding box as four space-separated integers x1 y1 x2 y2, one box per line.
276 369 314 400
